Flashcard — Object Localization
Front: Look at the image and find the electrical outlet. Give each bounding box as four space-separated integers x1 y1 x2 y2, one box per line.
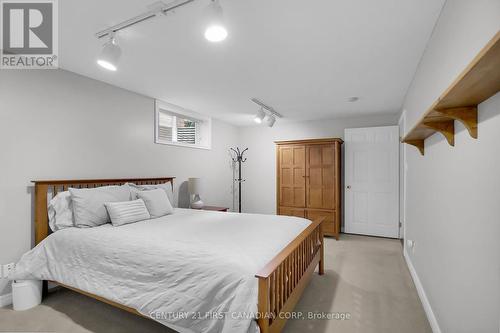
406 240 416 253
1 263 15 278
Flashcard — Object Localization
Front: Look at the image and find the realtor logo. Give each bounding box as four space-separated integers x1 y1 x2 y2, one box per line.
1 0 58 68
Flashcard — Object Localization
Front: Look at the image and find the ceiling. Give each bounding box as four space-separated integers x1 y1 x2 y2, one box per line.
59 0 445 126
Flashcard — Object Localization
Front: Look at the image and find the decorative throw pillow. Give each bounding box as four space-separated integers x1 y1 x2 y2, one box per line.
48 191 74 231
69 185 131 227
136 188 174 218
104 199 151 227
127 183 175 207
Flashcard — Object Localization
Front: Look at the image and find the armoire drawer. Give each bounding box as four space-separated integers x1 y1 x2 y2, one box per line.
278 207 306 218
306 209 336 237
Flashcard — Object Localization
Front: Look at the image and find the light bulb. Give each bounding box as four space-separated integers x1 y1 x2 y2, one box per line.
205 25 228 42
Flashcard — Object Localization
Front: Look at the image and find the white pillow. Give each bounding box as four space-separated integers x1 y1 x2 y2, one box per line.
104 199 151 227
48 191 74 231
128 183 175 207
69 185 131 227
136 188 173 218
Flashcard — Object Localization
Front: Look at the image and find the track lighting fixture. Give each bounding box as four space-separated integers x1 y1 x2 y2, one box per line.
254 108 266 124
95 0 229 71
204 0 228 42
251 98 282 127
97 34 121 71
265 115 276 127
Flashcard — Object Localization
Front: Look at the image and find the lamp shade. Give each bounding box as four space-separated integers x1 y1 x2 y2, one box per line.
188 178 202 195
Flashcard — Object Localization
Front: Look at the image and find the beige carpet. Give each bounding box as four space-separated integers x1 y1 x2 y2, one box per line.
0 234 431 333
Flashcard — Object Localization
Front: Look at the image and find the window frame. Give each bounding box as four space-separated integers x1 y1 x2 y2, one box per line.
154 100 212 150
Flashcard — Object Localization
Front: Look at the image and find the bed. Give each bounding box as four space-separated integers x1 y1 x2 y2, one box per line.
15 178 325 333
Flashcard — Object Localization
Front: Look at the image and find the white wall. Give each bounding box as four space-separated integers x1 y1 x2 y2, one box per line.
0 70 239 296
404 0 500 127
401 1 500 332
238 114 398 215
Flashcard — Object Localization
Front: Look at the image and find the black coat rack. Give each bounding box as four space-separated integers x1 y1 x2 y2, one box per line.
230 147 248 213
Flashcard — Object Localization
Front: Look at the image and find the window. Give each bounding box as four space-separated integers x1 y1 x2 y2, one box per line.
155 100 211 149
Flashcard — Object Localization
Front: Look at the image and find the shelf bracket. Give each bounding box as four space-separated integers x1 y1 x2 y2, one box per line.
404 139 425 156
435 106 478 139
423 120 455 146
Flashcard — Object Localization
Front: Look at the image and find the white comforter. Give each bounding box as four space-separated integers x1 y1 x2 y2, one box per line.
11 208 310 333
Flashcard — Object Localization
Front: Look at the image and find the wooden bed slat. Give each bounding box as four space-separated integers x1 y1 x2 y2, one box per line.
255 217 324 333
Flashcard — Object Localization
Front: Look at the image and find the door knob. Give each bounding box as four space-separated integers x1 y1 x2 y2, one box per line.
347 185 351 189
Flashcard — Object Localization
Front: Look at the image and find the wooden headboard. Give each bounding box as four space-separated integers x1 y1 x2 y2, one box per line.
32 177 175 245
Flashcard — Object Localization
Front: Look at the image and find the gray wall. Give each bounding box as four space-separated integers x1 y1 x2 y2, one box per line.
0 70 239 296
238 114 398 215
401 0 500 332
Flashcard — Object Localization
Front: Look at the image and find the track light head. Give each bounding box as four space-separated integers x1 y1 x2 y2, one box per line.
97 34 121 71
265 115 276 127
254 108 266 124
204 0 228 42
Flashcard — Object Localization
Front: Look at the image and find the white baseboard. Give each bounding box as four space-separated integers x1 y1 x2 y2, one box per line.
403 248 442 333
0 292 12 307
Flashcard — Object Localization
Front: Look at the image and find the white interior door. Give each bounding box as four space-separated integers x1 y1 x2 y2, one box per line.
344 126 399 238
398 112 407 239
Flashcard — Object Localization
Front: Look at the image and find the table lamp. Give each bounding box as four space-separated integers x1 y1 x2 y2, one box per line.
188 178 204 209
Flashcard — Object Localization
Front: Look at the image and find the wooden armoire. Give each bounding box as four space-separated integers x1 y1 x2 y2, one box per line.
276 138 342 239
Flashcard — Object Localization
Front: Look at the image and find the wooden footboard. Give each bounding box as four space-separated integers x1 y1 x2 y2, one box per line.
255 217 325 333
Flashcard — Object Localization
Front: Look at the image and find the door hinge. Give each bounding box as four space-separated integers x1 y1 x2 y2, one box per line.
399 221 402 227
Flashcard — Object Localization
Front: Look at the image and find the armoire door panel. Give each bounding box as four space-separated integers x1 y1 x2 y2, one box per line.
279 146 306 208
281 168 293 185
281 148 294 165
281 188 293 206
322 146 334 164
309 167 322 186
293 168 305 184
323 166 334 186
306 144 335 209
323 188 334 207
281 188 305 207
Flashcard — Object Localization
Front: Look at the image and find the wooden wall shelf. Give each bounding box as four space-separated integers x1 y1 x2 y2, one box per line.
402 31 500 155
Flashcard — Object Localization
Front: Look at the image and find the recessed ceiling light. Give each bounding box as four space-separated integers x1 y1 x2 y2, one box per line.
348 97 359 102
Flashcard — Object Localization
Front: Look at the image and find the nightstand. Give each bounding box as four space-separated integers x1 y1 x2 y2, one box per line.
200 206 229 212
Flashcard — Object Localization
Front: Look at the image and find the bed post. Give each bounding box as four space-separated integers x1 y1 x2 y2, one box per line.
34 183 49 246
319 222 324 275
34 183 50 297
257 277 270 333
